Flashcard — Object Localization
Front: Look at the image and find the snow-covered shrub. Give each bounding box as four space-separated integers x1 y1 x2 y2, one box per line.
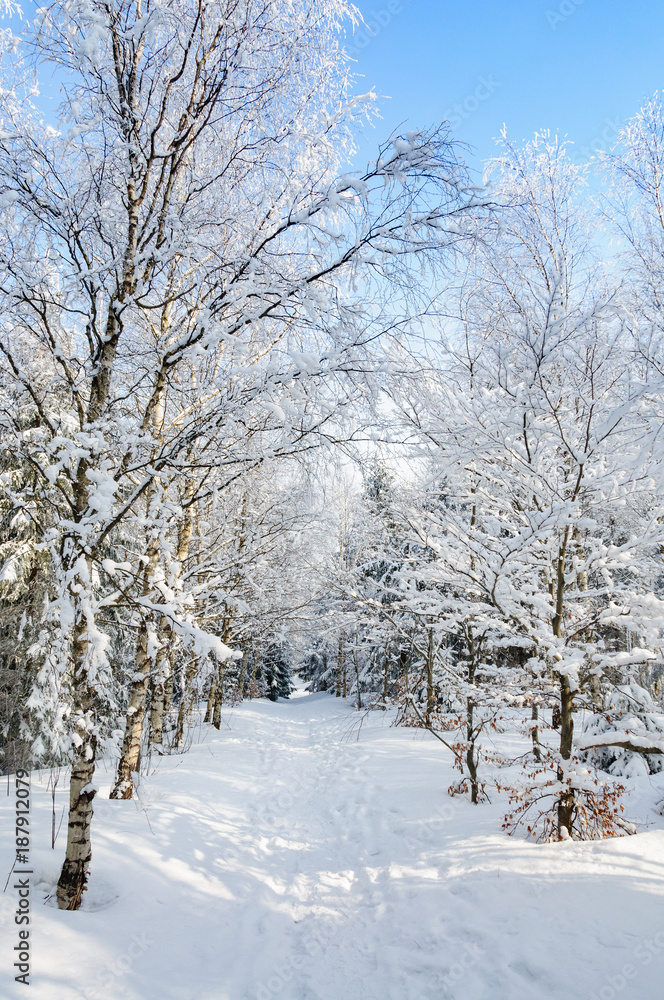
578 684 664 777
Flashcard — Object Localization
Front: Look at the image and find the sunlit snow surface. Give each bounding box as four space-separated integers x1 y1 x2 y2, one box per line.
1 684 664 999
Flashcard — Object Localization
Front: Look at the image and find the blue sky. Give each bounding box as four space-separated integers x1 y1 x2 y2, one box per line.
346 0 664 174
7 0 664 179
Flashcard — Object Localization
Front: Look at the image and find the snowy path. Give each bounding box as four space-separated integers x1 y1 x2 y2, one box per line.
2 687 664 999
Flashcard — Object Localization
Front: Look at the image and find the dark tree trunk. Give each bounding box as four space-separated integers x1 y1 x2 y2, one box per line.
212 661 225 730
466 698 479 804
426 629 435 724
557 674 575 837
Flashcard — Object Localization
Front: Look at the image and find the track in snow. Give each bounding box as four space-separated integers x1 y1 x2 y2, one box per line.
1 685 664 1000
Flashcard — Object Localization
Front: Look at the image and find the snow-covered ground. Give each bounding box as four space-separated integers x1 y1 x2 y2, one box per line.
2 684 664 1000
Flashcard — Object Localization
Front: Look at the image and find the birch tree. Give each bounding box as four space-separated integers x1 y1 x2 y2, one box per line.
393 133 664 837
0 0 485 907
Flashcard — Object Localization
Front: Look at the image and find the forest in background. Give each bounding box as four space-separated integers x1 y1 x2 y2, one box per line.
2 0 664 910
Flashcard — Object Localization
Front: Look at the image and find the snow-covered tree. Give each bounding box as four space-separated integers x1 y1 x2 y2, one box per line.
391 133 664 837
0 0 485 906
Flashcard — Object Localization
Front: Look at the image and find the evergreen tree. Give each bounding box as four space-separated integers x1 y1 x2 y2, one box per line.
261 642 294 701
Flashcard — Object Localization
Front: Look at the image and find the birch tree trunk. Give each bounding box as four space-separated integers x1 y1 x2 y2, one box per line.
56 619 97 910
110 518 161 799
149 481 198 748
110 620 152 799
531 704 542 762
204 680 216 723
57 307 128 906
175 653 199 747
149 622 173 747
